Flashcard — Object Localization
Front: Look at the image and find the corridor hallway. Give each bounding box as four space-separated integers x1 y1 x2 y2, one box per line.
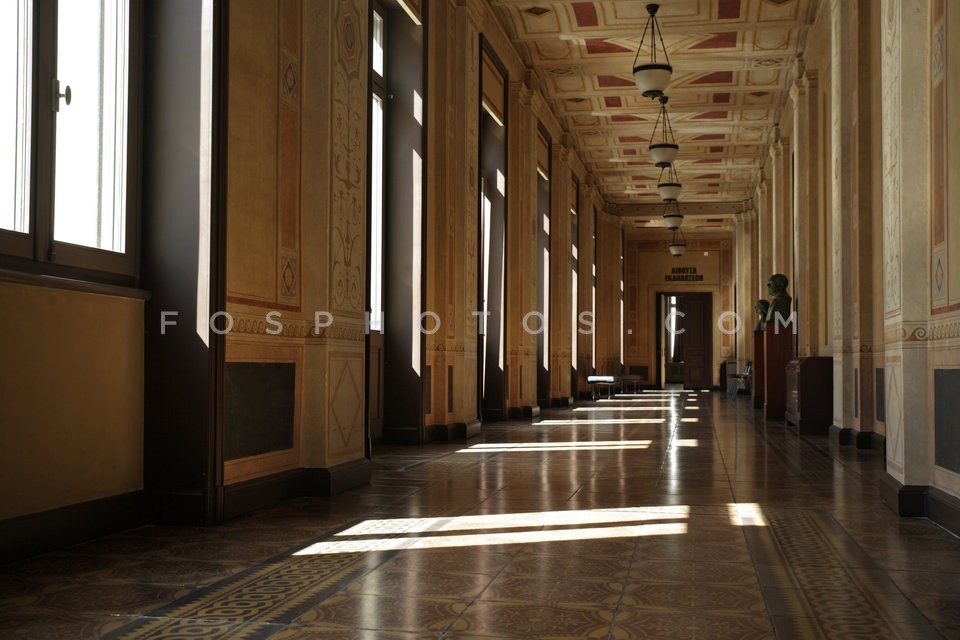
2 392 959 639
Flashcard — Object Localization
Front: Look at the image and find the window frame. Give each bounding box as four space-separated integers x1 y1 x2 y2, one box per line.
0 0 142 286
367 2 387 333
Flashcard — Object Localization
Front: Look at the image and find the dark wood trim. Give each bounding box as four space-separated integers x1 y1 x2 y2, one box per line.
830 424 855 446
926 487 960 537
144 489 210 526
222 469 304 520
551 396 574 407
426 420 482 441
0 267 150 299
208 0 230 527
0 491 144 564
303 459 372 496
878 473 926 517
856 430 885 453
508 405 540 418
878 475 960 537
382 426 423 445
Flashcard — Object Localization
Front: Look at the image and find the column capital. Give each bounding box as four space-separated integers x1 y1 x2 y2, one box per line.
793 57 806 80
509 80 533 106
584 174 598 194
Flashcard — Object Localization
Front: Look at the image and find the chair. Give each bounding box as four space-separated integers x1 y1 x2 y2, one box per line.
728 361 752 398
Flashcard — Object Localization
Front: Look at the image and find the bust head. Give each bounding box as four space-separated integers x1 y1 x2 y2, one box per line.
766 273 788 297
754 299 770 316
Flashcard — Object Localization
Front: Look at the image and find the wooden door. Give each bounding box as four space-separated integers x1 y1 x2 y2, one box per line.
678 293 712 389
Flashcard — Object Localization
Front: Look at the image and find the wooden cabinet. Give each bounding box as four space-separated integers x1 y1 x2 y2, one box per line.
784 357 833 434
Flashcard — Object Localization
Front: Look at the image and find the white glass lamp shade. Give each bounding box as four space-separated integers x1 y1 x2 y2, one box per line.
649 143 678 168
668 242 686 256
663 212 684 229
633 63 672 98
658 182 681 201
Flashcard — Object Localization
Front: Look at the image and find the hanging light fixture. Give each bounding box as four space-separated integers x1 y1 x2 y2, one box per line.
662 200 683 229
668 227 686 257
632 4 673 99
649 95 678 167
657 164 681 201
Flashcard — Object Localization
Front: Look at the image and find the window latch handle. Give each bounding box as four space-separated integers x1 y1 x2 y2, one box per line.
52 79 72 112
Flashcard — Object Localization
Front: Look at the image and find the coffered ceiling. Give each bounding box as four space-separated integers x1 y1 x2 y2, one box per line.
491 0 815 227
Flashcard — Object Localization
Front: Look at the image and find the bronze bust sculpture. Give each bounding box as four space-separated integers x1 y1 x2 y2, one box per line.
765 273 792 323
754 299 770 332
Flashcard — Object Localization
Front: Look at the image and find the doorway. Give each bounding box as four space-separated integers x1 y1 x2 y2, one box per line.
656 292 713 390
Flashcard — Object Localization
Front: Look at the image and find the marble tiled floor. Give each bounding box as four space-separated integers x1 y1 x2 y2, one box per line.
2 391 960 639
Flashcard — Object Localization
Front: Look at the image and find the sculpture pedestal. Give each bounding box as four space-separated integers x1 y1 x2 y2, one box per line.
785 357 833 434
752 330 765 409
764 323 793 421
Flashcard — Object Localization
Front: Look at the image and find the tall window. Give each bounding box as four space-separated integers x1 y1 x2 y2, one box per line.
1 0 137 279
368 8 385 332
570 182 578 374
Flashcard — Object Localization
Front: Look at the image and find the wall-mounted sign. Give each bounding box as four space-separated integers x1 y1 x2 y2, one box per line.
665 266 704 282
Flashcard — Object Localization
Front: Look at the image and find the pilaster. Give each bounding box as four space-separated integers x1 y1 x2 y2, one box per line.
829 0 858 436
756 180 772 300
792 63 820 357
852 0 881 440
424 0 481 432
550 142 573 404
576 178 598 397
880 0 931 490
505 80 538 415
768 138 793 279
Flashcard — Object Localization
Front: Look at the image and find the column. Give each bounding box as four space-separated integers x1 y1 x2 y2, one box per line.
791 60 820 357
735 213 749 374
852 2 881 446
879 0 932 512
769 138 793 278
756 180 772 299
423 0 483 436
829 0 857 440
576 178 598 397
549 141 573 405
505 79 539 417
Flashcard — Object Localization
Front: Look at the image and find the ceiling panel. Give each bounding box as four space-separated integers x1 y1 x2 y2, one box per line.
491 0 813 220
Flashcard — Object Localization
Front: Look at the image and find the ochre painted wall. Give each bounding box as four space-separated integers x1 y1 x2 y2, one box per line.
0 282 143 520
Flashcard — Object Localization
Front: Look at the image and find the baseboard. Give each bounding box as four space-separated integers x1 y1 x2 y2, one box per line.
551 396 574 407
425 419 482 441
926 487 960 537
830 424 855 446
878 473 926 517
304 458 372 496
144 489 212 526
223 469 305 520
508 405 540 419
878 475 960 536
480 409 505 422
381 426 423 445
425 424 454 441
0 490 145 564
860 431 885 453
464 419 482 437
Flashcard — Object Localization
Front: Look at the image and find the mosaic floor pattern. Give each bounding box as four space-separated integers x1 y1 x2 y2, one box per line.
1 391 959 639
